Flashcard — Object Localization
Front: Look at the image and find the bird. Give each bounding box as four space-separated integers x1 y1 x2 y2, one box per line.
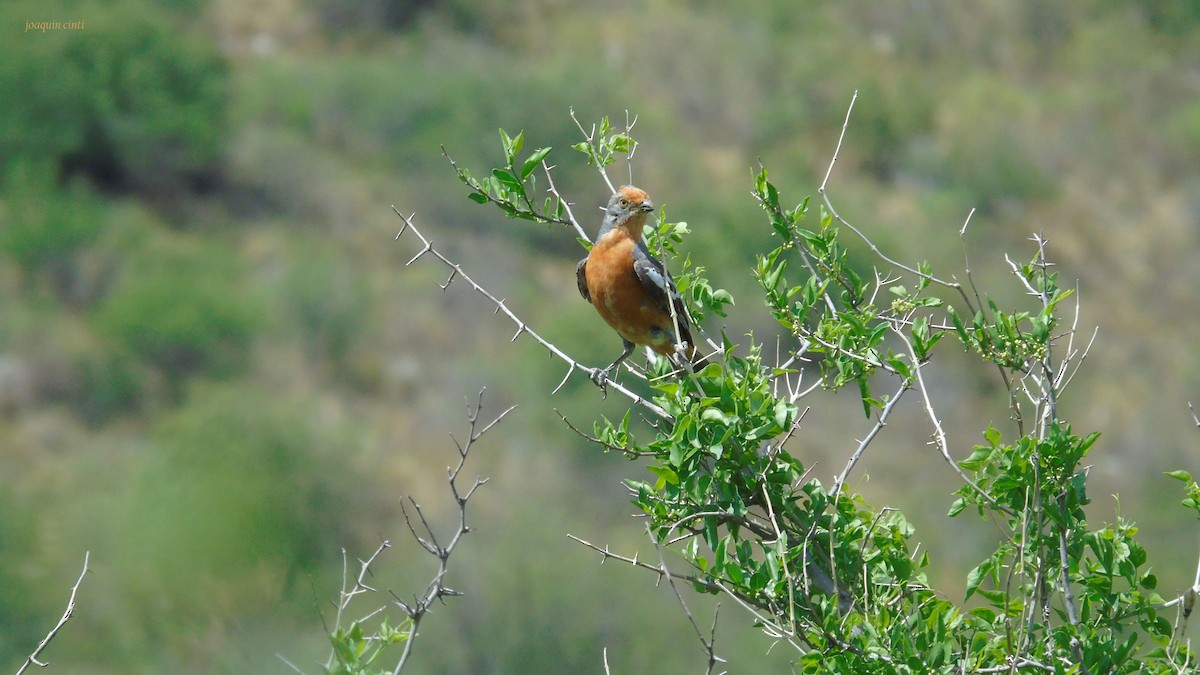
576 185 707 385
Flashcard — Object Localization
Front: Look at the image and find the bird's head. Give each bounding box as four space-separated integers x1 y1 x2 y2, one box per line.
605 185 655 233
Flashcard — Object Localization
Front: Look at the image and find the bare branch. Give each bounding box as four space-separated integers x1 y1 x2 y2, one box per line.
645 523 727 674
570 107 616 194
312 390 506 674
958 207 977 237
541 159 589 242
818 89 856 195
1057 493 1089 674
891 326 1001 510
555 408 657 457
976 658 1055 673
623 109 639 186
389 389 504 674
818 90 963 294
16 551 90 675
278 653 307 674
831 381 908 497
567 533 717 590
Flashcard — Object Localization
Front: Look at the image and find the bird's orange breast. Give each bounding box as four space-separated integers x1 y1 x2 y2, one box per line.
585 229 676 354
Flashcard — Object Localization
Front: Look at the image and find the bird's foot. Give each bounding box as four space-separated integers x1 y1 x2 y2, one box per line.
589 366 612 397
673 341 697 374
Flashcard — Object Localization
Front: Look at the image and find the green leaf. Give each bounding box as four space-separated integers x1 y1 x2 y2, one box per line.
765 181 779 210
959 445 993 471
984 425 1002 447
1069 470 1089 506
947 305 967 340
965 558 992 601
725 559 744 584
499 128 522 163
648 464 679 488
521 147 552 179
466 192 488 204
1165 469 1193 483
1077 430 1100 457
773 400 792 429
887 354 911 380
492 168 523 191
858 379 872 418
701 408 735 425
968 606 997 624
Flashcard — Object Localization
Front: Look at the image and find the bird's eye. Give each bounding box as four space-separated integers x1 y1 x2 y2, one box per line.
618 198 629 208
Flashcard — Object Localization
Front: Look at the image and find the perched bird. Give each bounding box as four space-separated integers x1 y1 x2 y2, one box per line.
576 185 706 384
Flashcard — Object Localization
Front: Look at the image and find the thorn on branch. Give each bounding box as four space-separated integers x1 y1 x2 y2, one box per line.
552 364 577 395
406 241 433 266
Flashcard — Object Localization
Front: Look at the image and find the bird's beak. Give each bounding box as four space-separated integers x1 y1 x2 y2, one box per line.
640 200 655 213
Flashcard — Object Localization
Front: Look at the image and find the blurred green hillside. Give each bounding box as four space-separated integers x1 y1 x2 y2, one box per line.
2 0 1199 671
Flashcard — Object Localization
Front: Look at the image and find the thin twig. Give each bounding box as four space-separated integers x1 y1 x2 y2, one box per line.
758 481 797 634
818 90 963 294
313 542 393 671
645 523 726 674
892 326 1001 510
623 110 638 186
442 146 575 228
567 533 717 590
570 107 616 194
976 658 1055 672
540 159 589 242
390 390 513 673
1057 492 1089 674
278 653 306 674
16 551 90 675
554 408 657 457
831 381 908 497
311 390 509 674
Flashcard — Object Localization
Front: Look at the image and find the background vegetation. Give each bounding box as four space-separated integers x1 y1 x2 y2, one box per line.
2 0 1199 672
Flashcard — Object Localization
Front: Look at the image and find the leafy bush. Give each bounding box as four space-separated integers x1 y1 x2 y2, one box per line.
0 0 228 195
0 161 105 300
72 350 145 426
92 233 259 395
391 120 1199 672
86 384 375 663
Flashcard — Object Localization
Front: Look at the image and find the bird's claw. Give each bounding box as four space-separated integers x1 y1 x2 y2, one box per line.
589 367 611 397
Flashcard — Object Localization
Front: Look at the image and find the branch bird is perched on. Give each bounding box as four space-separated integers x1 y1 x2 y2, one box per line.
576 185 706 385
